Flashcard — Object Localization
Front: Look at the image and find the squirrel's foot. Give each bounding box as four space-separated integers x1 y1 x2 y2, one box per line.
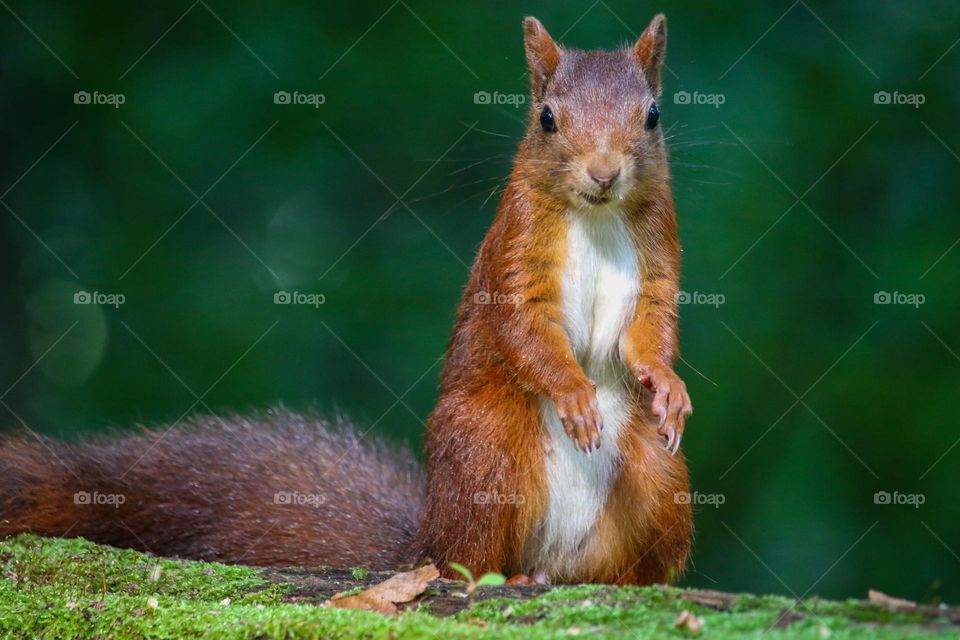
506 571 551 586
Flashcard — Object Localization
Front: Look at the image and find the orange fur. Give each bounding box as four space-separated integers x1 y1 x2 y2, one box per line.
419 15 692 584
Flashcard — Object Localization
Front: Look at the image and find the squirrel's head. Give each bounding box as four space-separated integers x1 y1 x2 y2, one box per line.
520 15 668 211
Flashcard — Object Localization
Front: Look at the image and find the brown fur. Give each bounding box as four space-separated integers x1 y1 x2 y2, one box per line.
418 15 692 583
0 409 423 569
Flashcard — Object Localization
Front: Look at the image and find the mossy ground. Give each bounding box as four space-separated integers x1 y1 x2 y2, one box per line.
0 534 950 639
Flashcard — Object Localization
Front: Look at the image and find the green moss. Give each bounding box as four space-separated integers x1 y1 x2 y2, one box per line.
0 535 952 639
0 534 282 605
351 567 368 581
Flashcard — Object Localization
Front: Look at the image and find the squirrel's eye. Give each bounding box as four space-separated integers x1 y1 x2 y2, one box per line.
540 105 557 133
645 103 660 130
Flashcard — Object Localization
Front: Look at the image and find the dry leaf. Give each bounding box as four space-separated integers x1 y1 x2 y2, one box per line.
868 589 916 610
675 609 704 635
327 564 439 615
681 589 737 610
773 607 805 628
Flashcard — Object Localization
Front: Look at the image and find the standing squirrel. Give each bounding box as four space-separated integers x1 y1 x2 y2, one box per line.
0 15 691 585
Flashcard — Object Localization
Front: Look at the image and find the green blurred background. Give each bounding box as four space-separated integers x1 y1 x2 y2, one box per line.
2 0 958 602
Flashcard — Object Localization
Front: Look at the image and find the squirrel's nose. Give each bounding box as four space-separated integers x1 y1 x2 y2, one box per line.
587 161 621 191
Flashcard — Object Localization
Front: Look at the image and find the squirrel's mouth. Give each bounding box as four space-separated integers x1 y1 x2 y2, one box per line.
576 191 612 206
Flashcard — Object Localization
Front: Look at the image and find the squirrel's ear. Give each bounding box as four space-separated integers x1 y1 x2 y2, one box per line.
524 17 561 99
634 14 667 95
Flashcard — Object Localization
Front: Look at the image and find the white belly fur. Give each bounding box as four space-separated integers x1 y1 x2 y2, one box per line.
534 211 639 578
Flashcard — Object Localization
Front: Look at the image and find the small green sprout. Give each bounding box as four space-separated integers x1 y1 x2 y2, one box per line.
448 562 506 595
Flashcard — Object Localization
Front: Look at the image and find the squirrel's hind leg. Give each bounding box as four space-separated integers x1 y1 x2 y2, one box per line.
419 387 548 579
590 416 692 585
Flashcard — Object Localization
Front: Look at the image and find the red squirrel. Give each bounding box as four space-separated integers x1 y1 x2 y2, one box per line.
0 15 691 586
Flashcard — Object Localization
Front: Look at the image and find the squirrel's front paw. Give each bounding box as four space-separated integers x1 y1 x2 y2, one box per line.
554 382 602 453
633 364 692 455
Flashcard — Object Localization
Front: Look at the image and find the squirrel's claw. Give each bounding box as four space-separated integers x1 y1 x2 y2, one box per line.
661 426 682 455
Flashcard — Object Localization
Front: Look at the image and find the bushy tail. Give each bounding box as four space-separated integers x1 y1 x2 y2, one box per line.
0 408 424 569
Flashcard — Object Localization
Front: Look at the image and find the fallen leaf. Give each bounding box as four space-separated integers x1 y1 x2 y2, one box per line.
868 589 916 610
681 589 736 611
773 607 805 628
326 564 439 615
675 609 704 635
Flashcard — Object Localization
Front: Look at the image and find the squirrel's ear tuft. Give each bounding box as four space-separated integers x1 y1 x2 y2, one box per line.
524 17 561 99
634 14 667 95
